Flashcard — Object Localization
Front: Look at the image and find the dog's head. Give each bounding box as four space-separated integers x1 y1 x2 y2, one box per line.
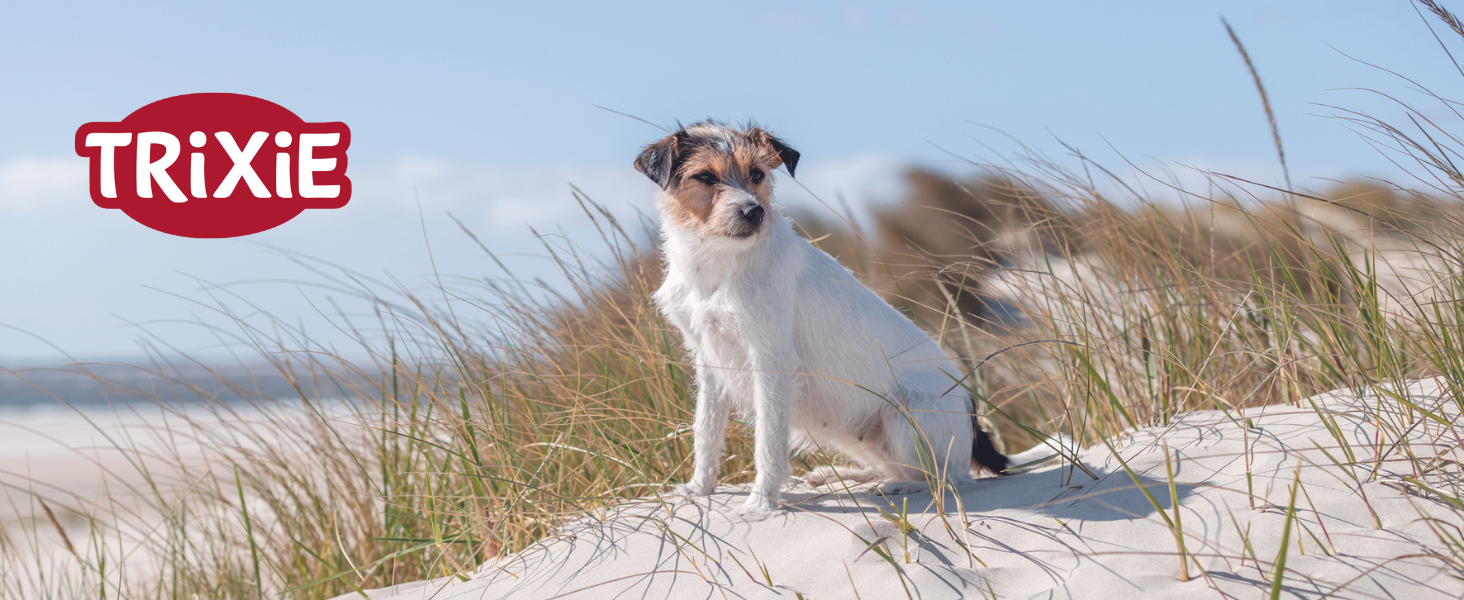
634 121 799 240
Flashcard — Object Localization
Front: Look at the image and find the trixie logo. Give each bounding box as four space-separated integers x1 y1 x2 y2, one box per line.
75 93 351 238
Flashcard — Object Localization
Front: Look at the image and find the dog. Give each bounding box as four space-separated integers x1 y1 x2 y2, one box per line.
637 120 1013 514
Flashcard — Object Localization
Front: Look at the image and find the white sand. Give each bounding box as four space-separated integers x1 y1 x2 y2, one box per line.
349 378 1464 599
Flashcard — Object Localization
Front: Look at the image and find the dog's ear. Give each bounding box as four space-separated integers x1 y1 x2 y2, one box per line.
751 130 800 178
768 137 799 178
634 132 685 189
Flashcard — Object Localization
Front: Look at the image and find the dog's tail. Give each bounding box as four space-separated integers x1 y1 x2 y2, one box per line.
972 422 1010 475
971 402 1077 475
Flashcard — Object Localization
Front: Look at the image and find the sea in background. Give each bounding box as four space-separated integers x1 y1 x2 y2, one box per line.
0 361 308 408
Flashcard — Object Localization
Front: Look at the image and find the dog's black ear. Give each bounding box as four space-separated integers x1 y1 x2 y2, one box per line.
634 132 684 189
767 136 800 178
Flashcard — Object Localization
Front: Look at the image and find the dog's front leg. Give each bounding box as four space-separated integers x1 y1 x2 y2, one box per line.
677 366 729 497
740 351 796 515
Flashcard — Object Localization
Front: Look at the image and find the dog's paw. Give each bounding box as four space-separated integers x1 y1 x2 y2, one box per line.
669 482 713 498
803 467 835 488
735 497 781 517
876 480 930 497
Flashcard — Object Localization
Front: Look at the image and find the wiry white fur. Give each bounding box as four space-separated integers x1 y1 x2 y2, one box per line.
654 181 982 514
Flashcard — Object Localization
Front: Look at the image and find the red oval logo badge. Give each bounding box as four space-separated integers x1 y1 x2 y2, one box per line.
75 93 351 238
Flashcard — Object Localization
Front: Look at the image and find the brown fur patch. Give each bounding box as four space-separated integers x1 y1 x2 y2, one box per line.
660 155 718 231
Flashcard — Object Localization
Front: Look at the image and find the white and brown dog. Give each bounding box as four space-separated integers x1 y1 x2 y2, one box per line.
638 121 1015 514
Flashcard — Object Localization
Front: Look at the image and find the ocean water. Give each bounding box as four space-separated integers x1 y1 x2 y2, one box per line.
0 361 312 408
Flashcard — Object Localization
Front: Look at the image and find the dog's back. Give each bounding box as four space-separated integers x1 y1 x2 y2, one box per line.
783 233 960 416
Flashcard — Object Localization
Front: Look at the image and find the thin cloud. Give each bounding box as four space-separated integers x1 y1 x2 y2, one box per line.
0 158 87 212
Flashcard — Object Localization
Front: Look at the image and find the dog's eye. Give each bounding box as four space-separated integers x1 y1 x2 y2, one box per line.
750 168 765 184
691 172 719 185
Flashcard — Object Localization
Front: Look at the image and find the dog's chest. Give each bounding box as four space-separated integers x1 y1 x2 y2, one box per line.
674 292 749 363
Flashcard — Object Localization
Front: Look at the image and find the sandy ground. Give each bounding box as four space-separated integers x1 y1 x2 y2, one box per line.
349 378 1464 599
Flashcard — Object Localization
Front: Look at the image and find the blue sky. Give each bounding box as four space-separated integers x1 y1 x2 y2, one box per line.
0 1 1458 361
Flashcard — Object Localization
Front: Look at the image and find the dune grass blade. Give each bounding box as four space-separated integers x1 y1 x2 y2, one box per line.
1270 468 1301 600
1163 444 1192 581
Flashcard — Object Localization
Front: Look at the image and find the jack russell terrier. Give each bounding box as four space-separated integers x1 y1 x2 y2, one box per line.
637 120 1043 514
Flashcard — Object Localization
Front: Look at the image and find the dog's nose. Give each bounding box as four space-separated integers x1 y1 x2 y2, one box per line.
741 204 765 227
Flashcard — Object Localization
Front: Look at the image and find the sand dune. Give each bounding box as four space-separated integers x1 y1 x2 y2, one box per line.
347 378 1464 599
